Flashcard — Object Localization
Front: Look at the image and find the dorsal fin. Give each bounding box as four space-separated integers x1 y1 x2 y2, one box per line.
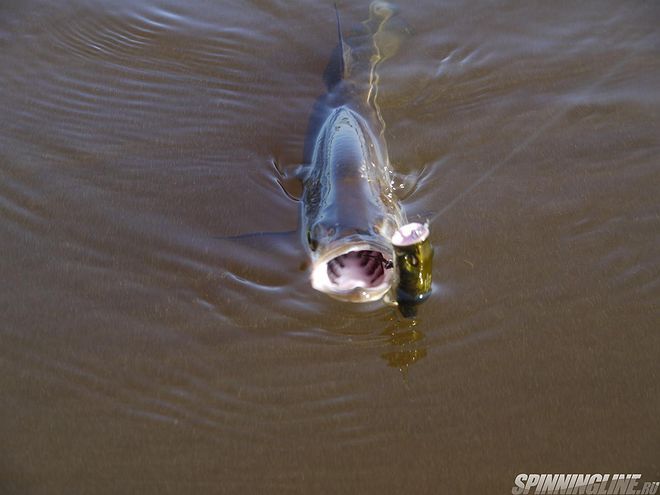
334 3 350 79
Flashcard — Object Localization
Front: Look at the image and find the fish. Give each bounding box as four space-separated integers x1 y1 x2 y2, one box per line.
299 3 432 312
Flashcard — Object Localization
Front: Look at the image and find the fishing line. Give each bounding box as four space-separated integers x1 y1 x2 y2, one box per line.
430 55 630 223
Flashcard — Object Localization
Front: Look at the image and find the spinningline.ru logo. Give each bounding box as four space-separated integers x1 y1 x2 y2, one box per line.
512 474 659 495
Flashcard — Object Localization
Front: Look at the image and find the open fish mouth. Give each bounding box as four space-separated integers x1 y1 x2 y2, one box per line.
310 241 395 302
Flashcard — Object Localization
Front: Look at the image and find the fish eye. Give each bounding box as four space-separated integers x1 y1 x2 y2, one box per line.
312 222 336 240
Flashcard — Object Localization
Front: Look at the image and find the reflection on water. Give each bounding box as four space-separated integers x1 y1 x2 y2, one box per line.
1 0 659 493
381 318 427 371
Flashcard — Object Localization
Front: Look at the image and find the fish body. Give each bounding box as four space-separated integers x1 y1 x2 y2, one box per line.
300 8 405 303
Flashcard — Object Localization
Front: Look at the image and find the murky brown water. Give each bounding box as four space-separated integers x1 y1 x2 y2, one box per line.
1 0 659 493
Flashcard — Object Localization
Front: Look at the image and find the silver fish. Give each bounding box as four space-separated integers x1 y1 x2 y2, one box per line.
300 4 410 303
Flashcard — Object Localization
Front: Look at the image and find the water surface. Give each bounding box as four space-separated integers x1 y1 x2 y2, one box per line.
1 1 658 493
